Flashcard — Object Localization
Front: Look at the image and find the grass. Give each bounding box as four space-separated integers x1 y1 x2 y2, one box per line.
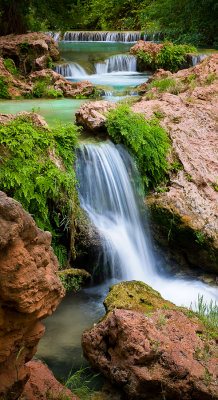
148 77 181 95
190 294 218 333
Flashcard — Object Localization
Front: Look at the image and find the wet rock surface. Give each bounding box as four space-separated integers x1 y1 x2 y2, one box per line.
75 100 116 131
0 191 65 398
82 281 218 400
20 360 79 400
132 54 218 273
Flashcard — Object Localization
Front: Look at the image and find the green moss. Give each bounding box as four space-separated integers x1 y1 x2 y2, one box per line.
58 268 90 292
3 58 19 77
104 280 175 314
0 75 11 99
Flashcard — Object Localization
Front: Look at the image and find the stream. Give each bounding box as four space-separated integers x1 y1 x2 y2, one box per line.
0 33 217 383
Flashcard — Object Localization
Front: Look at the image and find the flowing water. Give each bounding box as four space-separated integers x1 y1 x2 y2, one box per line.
1 31 217 382
37 140 217 379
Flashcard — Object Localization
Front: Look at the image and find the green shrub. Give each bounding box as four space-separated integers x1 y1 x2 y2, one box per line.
0 75 11 99
106 105 170 188
155 43 197 72
32 81 47 98
0 116 80 262
3 58 19 77
149 77 181 94
45 88 63 98
138 50 154 69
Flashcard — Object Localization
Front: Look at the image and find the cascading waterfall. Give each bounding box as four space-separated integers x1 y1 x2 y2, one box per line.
54 55 138 79
54 63 87 78
95 54 137 74
191 54 208 66
76 142 154 281
77 141 218 307
62 31 162 42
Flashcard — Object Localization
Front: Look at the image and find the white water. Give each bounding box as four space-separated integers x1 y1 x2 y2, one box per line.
62 31 161 42
95 54 137 73
191 54 208 66
54 62 87 78
77 141 218 308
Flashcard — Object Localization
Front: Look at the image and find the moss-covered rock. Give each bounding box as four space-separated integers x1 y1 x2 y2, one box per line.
104 280 176 314
58 268 91 292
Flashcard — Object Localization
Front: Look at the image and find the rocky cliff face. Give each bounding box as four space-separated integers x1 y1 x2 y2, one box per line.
0 191 65 399
0 33 95 99
82 281 218 400
132 54 218 273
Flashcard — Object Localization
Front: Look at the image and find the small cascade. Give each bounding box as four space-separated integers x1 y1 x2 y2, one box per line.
191 54 208 66
76 142 153 281
54 63 88 78
62 31 161 42
95 54 137 74
45 31 60 41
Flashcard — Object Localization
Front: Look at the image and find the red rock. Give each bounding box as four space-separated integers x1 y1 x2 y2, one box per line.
0 191 65 399
21 361 79 400
82 307 218 400
131 54 218 273
130 41 168 59
0 32 60 74
75 100 116 131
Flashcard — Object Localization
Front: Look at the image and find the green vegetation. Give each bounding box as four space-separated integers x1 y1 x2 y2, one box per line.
155 44 197 72
59 275 83 292
0 76 11 99
106 105 170 188
191 295 218 333
3 58 19 77
32 81 63 98
0 115 80 263
139 44 197 73
148 77 181 95
0 0 216 46
64 366 99 400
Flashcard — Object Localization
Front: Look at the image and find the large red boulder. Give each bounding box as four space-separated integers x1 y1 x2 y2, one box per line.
0 191 65 399
82 281 218 400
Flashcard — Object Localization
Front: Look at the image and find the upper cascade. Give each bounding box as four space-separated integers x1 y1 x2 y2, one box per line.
59 31 162 42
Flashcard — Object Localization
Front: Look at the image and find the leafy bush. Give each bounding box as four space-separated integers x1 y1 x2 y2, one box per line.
3 58 19 77
149 77 181 95
32 81 63 98
155 43 197 72
106 105 170 188
0 75 11 99
138 50 154 69
0 116 80 261
32 81 47 98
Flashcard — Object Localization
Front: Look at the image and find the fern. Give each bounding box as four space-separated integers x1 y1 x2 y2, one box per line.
106 105 171 188
0 115 80 264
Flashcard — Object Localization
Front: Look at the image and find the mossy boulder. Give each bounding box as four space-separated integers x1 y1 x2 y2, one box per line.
58 268 91 292
104 280 176 314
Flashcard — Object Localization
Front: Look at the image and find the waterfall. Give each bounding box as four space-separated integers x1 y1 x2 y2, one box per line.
95 54 137 74
54 63 88 78
76 141 218 307
191 54 208 66
76 142 153 281
62 31 161 42
45 31 60 41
